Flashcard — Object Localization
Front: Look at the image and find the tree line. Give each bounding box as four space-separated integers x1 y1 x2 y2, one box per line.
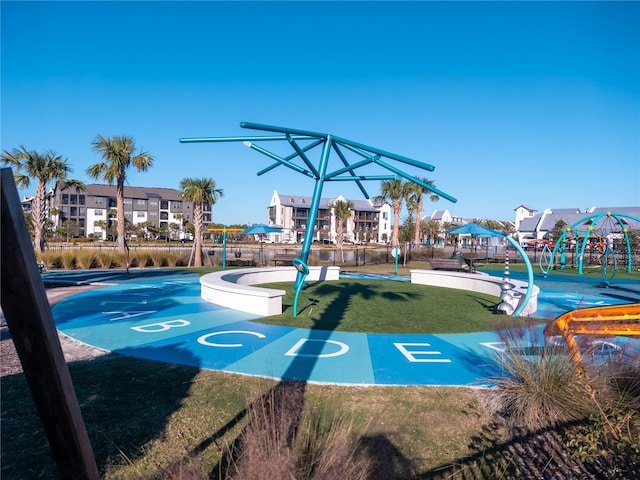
3 136 517 267
2 135 223 267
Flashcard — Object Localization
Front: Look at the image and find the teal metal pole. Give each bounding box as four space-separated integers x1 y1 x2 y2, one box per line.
222 227 228 270
507 236 534 317
295 136 333 289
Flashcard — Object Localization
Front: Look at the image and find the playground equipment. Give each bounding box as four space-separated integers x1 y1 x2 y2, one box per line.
550 211 640 277
182 122 458 316
206 226 245 269
544 303 640 370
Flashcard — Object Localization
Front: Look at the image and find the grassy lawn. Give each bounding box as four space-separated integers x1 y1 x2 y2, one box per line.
255 279 527 333
3 261 637 478
1 357 502 479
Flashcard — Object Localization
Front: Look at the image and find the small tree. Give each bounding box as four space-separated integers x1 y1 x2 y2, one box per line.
374 179 411 249
550 219 568 244
2 146 84 252
179 177 224 266
62 219 79 242
87 135 153 252
406 178 439 245
329 199 353 263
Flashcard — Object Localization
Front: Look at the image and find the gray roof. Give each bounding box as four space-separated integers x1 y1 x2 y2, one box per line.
430 210 446 221
277 193 379 211
519 217 541 232
59 183 184 201
520 206 640 234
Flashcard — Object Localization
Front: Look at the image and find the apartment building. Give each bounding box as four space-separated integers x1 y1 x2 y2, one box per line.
516 205 640 244
52 183 212 239
267 190 392 243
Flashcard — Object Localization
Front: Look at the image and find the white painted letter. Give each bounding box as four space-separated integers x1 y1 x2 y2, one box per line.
104 310 158 321
394 342 452 363
131 319 190 332
197 330 266 348
285 338 349 358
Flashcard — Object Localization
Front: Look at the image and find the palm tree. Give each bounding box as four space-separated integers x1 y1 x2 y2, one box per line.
1 146 84 252
94 219 108 240
423 219 442 246
374 179 411 248
406 178 440 246
87 135 153 252
179 177 224 266
329 199 354 262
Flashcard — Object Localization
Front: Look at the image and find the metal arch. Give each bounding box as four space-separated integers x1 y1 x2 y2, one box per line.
550 212 640 275
181 121 458 288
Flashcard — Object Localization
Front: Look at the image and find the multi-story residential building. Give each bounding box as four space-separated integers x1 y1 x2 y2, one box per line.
515 205 640 244
267 190 391 243
51 183 213 239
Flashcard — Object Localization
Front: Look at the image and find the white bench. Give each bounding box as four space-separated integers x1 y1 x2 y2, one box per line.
410 269 539 317
200 266 340 316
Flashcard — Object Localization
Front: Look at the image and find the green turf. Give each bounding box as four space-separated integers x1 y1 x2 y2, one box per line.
255 279 529 334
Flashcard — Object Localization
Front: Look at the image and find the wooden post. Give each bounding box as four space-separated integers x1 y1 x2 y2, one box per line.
0 168 99 479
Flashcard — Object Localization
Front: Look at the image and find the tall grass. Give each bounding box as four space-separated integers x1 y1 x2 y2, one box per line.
488 327 594 432
224 382 371 480
37 248 191 270
489 326 640 479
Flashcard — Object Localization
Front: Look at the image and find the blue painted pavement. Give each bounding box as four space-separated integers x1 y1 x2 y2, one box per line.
48 269 639 387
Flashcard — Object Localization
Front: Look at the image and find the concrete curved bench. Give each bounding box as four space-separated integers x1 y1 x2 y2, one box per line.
200 266 340 316
410 269 539 317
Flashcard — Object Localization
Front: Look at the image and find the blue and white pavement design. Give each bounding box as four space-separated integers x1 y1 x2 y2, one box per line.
49 269 639 387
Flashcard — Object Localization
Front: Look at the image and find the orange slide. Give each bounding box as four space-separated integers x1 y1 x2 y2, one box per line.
544 303 640 367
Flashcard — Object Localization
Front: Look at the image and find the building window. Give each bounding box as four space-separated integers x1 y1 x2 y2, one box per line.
160 201 169 209
124 198 133 206
150 212 158 218
79 195 85 205
150 201 157 207
78 219 85 228
70 207 77 216
95 197 104 205
95 209 104 216
62 194 69 204
172 201 181 209
79 207 85 215
70 195 78 205
137 199 146 207
137 212 145 218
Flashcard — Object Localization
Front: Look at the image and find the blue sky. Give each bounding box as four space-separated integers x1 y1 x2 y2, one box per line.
2 1 639 226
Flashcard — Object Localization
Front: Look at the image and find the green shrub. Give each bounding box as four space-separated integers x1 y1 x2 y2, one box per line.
565 406 640 479
564 360 640 479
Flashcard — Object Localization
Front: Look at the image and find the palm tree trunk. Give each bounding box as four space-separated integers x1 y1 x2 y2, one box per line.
392 199 401 247
193 203 203 267
32 180 47 253
414 196 423 245
337 225 344 263
116 178 126 253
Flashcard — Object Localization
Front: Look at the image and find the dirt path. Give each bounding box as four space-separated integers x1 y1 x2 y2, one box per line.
1 285 110 377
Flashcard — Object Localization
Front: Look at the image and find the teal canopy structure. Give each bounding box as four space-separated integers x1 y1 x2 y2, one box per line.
181 122 458 314
445 223 504 238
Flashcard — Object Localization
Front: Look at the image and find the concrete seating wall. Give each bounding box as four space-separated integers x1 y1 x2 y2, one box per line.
410 269 539 317
200 266 340 317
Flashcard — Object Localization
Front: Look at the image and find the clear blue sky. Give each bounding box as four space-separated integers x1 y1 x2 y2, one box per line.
2 1 639 226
